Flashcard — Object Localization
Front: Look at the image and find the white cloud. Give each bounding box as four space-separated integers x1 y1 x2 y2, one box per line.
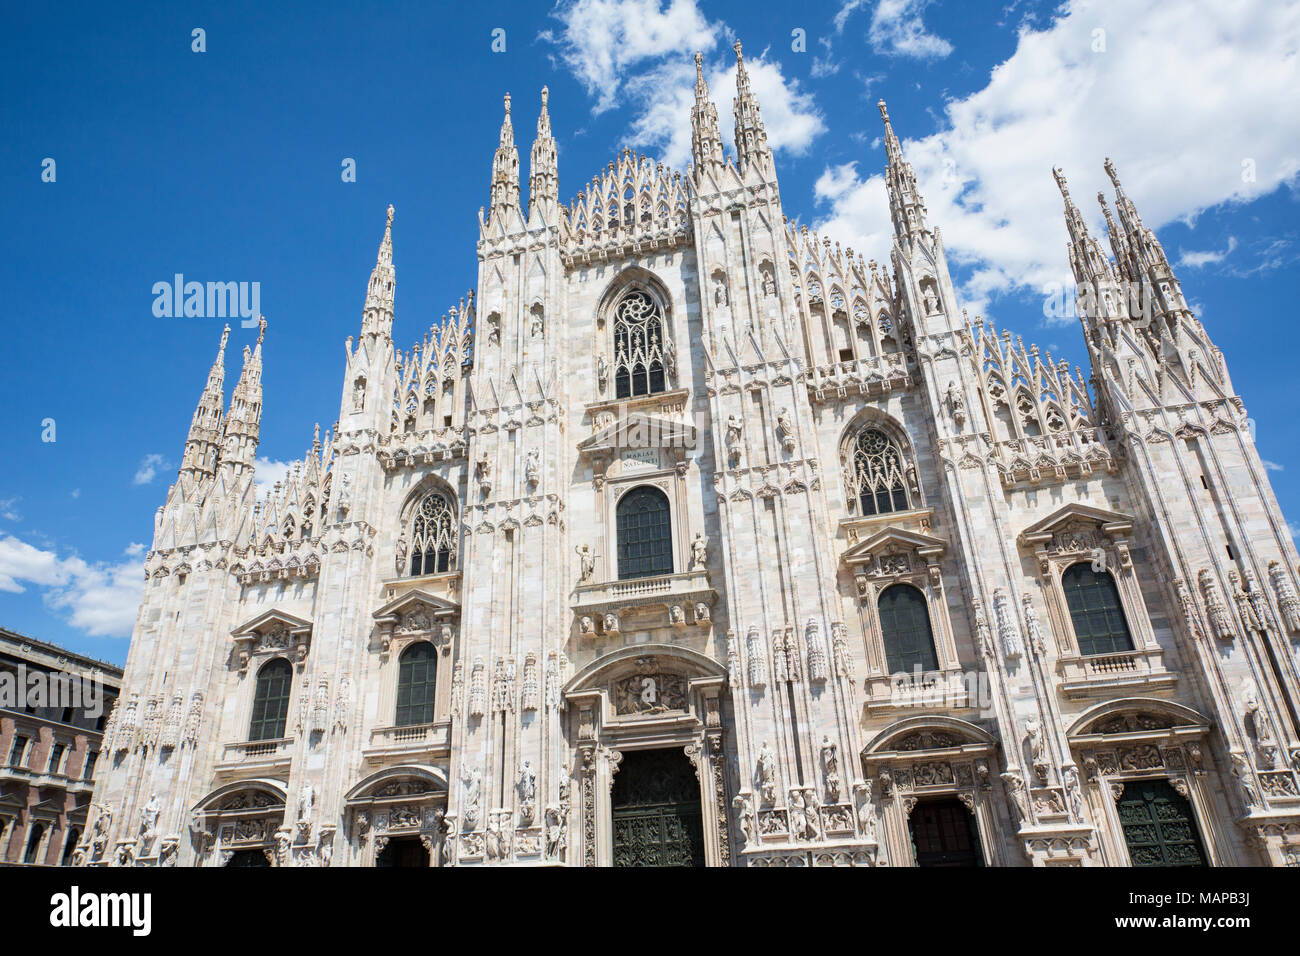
133 453 169 485
1263 459 1285 472
0 536 144 638
541 0 721 114
1179 236 1238 268
543 0 824 173
0 497 20 521
833 0 869 34
254 456 294 498
623 49 825 172
868 0 953 59
813 0 1300 317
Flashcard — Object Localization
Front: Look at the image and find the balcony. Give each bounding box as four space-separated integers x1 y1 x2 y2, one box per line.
362 721 451 762
1056 647 1176 698
571 569 716 635
214 737 294 773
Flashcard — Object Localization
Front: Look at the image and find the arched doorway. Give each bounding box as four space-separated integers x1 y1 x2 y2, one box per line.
376 836 429 867
611 749 705 867
909 798 984 867
1116 779 1206 866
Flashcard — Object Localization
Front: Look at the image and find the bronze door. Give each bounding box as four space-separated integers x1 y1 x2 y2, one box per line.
611 748 706 867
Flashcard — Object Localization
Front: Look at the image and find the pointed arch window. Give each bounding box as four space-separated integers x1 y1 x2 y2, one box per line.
848 427 912 516
409 493 456 576
613 289 666 399
616 486 673 580
248 658 293 741
1061 563 1134 656
878 583 938 674
395 642 438 727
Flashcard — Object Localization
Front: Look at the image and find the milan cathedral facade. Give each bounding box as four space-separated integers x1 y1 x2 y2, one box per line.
83 44 1300 867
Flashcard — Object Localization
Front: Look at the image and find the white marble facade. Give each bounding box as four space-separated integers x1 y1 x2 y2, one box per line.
83 45 1300 868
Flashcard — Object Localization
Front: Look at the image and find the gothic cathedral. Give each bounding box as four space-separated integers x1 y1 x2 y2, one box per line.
83 44 1300 868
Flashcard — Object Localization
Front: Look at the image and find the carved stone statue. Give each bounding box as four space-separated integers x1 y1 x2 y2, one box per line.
352 377 366 411
576 544 595 584
394 535 408 575
694 602 710 623
775 407 795 451
138 793 160 846
690 532 708 571
517 760 538 825
461 766 483 830
476 455 492 494
946 380 966 428
544 805 567 861
525 449 540 486
820 735 842 803
596 354 608 394
713 273 728 307
733 793 756 847
757 741 777 805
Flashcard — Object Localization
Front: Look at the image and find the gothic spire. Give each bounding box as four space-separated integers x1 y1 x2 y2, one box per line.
732 41 770 175
179 323 229 483
489 93 521 225
528 86 559 219
690 52 724 181
220 317 265 479
361 205 396 338
1096 191 1135 283
878 100 930 245
1053 167 1113 286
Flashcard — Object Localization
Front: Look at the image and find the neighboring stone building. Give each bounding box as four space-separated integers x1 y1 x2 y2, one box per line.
84 44 1300 867
0 628 120 865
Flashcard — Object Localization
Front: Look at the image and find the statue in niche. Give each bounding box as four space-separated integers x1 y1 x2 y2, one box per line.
525 449 540 486
922 285 939 314
760 267 776 298
713 273 728 308
663 334 678 383
352 377 366 411
476 455 492 494
576 544 595 584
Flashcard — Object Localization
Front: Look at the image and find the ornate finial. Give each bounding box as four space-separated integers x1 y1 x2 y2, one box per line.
734 39 743 58
877 99 890 124
694 51 703 68
219 323 230 351
504 92 511 116
541 85 548 107
386 204 394 227
257 315 267 345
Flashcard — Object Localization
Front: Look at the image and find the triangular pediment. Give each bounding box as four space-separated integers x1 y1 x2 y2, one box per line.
230 608 312 639
1019 503 1134 546
842 526 947 566
372 587 460 624
577 412 697 456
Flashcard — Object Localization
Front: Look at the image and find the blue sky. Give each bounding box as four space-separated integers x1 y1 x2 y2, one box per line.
2 0 1298 666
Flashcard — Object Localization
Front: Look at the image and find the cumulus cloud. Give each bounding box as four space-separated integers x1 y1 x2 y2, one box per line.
867 0 953 59
133 453 170 485
541 0 721 114
542 0 825 172
0 536 144 638
814 0 1300 317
